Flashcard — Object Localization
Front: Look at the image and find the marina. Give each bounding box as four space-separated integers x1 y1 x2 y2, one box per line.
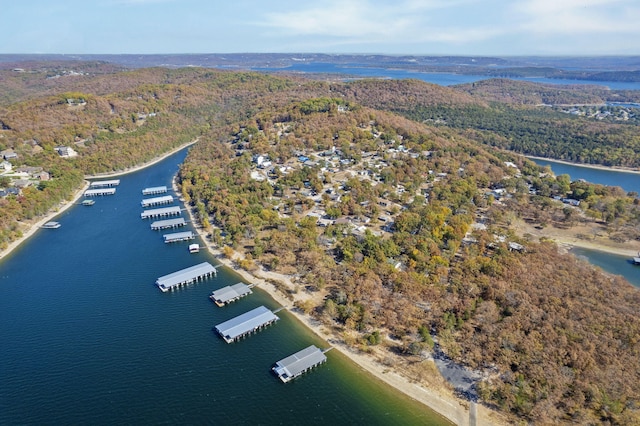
141 206 181 219
90 179 120 188
155 262 217 292
84 188 116 196
214 305 279 343
163 231 195 243
142 186 168 195
272 345 328 383
150 217 187 230
209 282 252 306
41 221 61 229
141 195 174 208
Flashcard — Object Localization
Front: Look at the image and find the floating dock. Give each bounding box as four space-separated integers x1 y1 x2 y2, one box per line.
163 231 195 243
90 179 120 188
155 262 217 292
214 306 279 343
272 345 327 383
189 243 200 253
141 206 181 219
141 195 174 208
150 218 187 230
84 188 116 197
632 257 640 265
142 186 167 195
209 283 252 306
82 199 95 206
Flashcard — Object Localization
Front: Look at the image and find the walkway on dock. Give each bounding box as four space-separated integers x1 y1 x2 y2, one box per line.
214 305 279 343
156 262 217 292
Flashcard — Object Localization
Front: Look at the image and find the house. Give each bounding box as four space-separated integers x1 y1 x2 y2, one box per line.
0 160 12 172
2 150 18 161
54 146 78 158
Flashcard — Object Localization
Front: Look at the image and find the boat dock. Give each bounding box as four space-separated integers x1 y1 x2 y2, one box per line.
163 231 195 243
155 262 217 292
632 257 640 265
214 306 279 343
84 188 116 197
150 218 187 230
141 206 181 219
41 221 61 229
272 345 327 383
82 199 95 206
141 195 174 208
209 283 252 306
142 186 167 195
189 243 200 253
90 179 120 188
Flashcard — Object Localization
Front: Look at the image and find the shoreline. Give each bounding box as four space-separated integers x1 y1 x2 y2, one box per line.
174 178 501 426
0 140 197 262
526 155 640 175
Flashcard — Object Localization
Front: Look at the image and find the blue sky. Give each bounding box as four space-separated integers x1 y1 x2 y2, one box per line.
2 0 639 55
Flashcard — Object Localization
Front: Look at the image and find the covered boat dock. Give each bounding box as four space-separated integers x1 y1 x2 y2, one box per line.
142 186 167 195
84 188 116 196
141 206 181 219
150 218 186 230
141 195 174 208
209 283 252 306
163 231 195 243
214 306 279 343
272 345 327 383
90 179 120 188
156 262 217 292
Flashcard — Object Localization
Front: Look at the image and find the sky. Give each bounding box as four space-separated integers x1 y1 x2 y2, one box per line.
2 0 639 56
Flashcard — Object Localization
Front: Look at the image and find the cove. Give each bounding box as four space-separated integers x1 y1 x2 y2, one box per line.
0 147 450 425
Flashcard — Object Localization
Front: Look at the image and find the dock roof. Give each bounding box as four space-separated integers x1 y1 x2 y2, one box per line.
156 262 216 291
141 195 174 207
150 218 186 230
90 179 120 187
273 345 326 381
141 206 181 219
210 283 252 304
163 231 194 242
84 188 116 196
142 185 167 195
215 306 278 342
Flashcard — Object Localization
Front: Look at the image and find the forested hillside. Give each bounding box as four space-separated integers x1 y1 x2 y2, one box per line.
2 64 640 424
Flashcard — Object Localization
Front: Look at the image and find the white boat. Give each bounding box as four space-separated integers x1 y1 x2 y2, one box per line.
188 243 200 253
41 221 61 229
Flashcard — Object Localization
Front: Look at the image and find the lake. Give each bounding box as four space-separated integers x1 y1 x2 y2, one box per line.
0 148 450 425
253 62 640 90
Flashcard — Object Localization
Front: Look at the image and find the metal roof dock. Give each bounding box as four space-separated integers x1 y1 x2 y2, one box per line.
163 231 195 243
272 345 327 383
214 306 279 343
141 206 181 219
150 218 186 230
142 186 168 195
156 262 217 292
209 283 252 306
90 179 120 188
141 195 174 208
84 188 116 196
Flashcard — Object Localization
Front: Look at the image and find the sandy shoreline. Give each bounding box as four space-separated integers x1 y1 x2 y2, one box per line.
174 178 502 426
0 140 197 262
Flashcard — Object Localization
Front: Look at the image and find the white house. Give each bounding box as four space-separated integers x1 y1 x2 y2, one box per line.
55 146 78 158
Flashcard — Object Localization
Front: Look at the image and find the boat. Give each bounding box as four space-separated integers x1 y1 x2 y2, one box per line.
632 253 640 265
82 199 95 206
41 221 61 229
188 243 200 253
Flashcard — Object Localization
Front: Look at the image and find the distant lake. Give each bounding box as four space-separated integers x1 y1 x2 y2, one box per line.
253 62 640 90
531 158 639 194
